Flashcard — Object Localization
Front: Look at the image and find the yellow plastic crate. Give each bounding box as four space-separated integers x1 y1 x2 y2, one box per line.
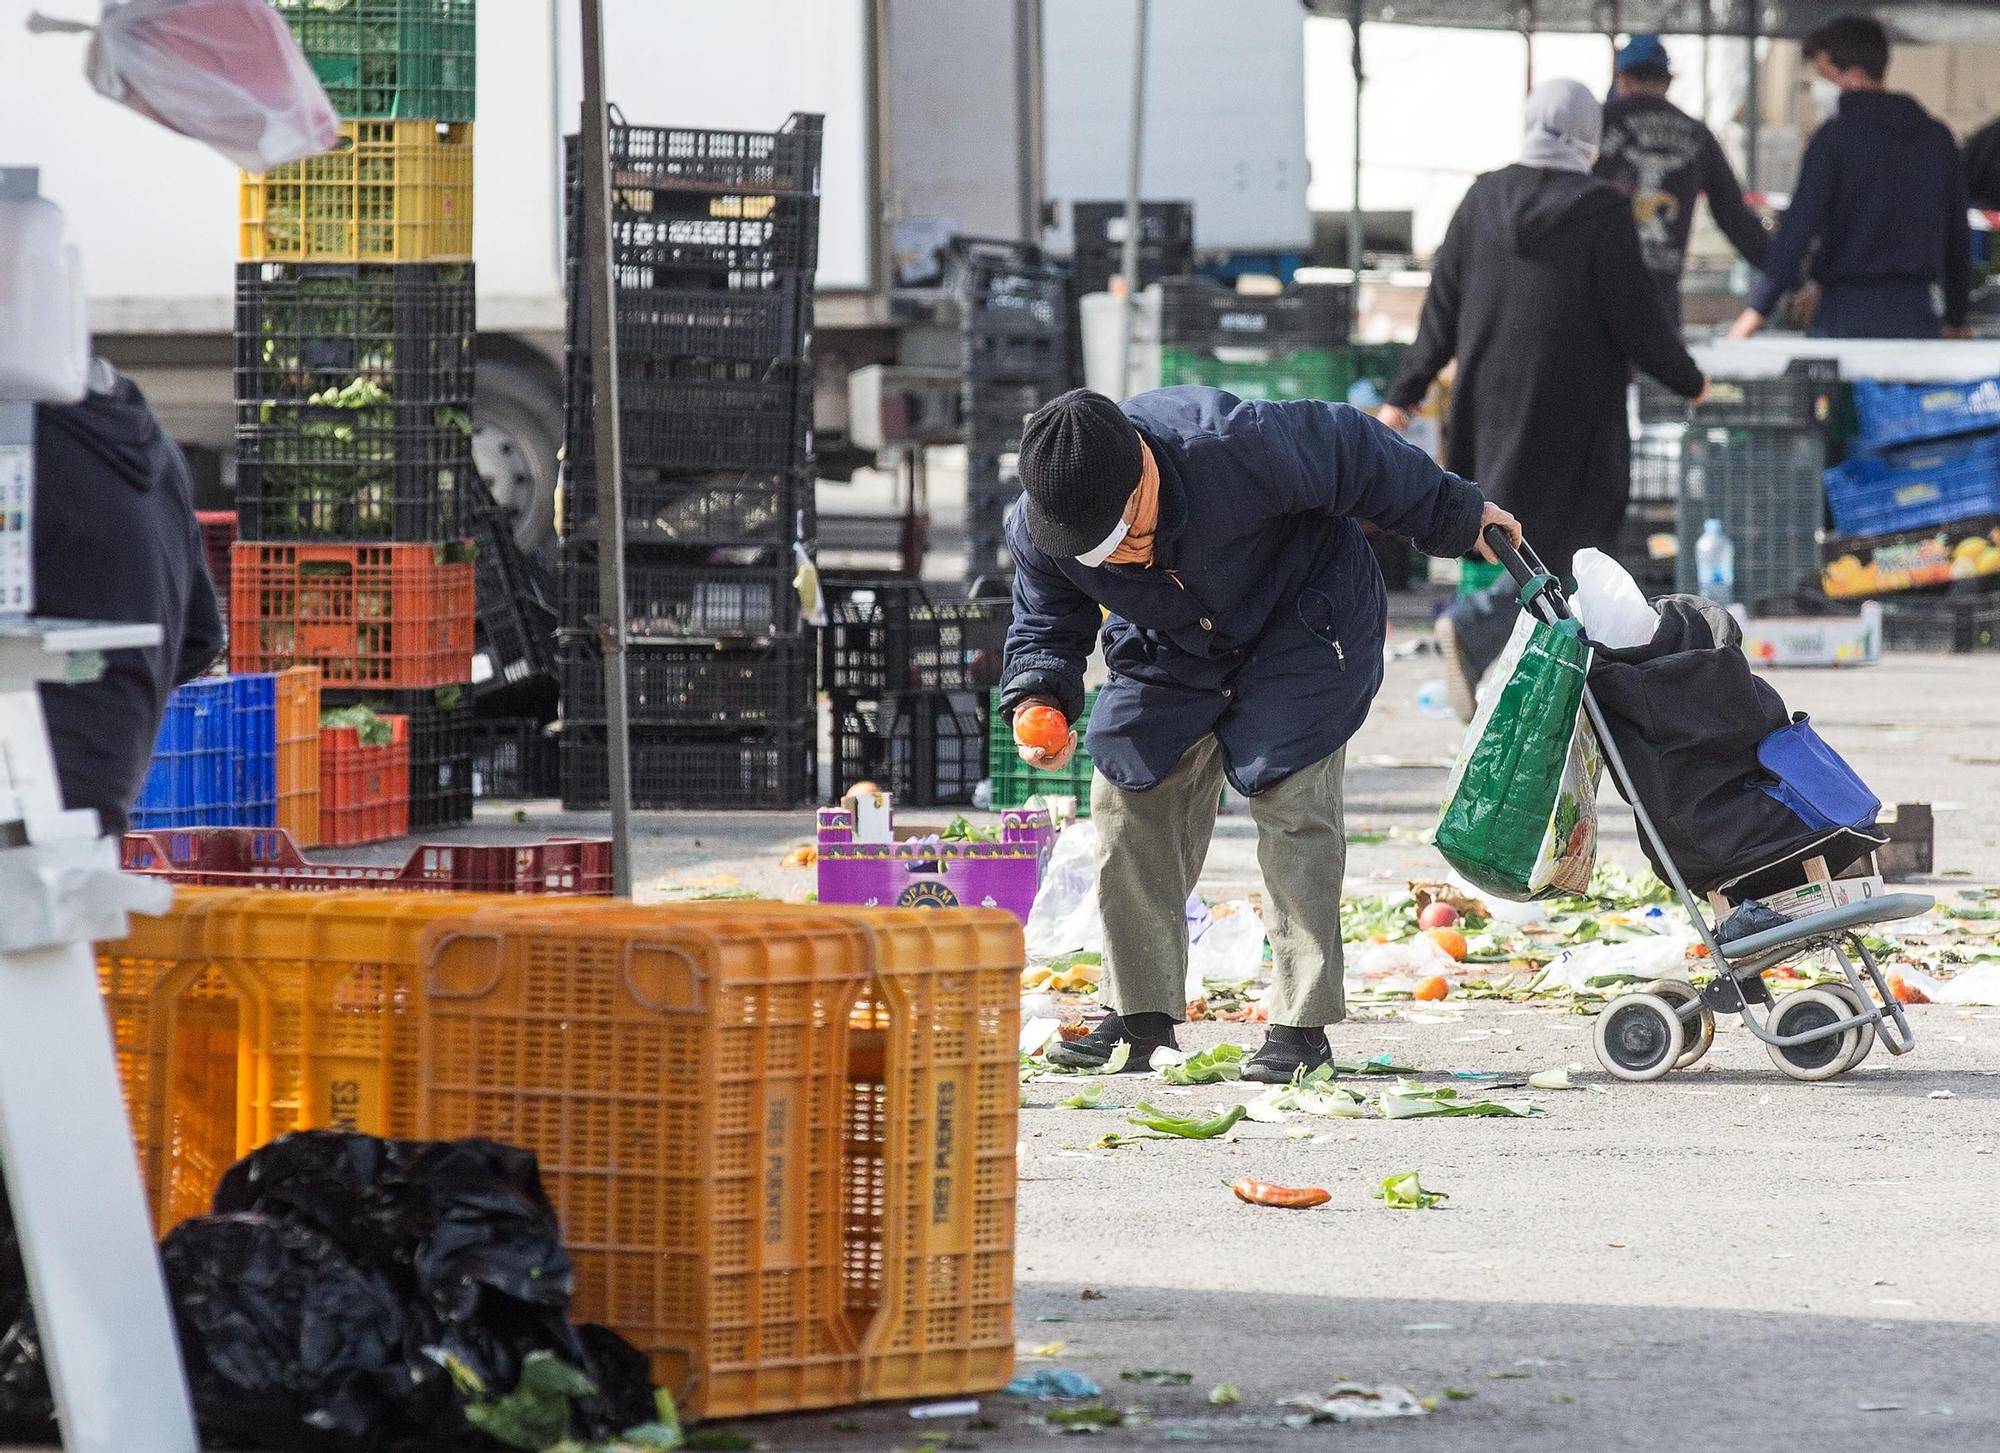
240 119 473 263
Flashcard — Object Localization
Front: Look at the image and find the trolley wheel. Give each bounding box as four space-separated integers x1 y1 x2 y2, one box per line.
1817 981 1877 1073
1637 978 1716 1068
1765 987 1862 1082
1594 992 1687 1082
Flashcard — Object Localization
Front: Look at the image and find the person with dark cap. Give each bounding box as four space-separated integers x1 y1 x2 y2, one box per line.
1595 33 1771 325
1381 79 1706 716
1729 14 1971 340
1002 385 1520 1082
34 361 223 834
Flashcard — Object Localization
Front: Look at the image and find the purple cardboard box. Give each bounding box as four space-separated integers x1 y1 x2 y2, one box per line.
816 799 1055 920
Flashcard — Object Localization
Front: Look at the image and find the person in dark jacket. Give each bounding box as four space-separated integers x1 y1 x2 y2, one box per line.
1966 114 2000 211
34 362 223 834
1001 387 1519 1082
1595 34 1770 324
1729 15 1971 341
1380 78 1706 715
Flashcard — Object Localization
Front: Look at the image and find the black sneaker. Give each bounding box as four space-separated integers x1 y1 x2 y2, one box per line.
1434 615 1477 722
1241 1025 1334 1084
1045 1011 1178 1072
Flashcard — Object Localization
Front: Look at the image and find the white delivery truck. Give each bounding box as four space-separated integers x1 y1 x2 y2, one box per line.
4 0 1307 552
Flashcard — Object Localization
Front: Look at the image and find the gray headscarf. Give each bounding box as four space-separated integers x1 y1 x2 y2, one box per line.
1521 78 1602 173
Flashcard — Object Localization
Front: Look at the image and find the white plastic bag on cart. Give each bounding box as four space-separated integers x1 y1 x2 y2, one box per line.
31 0 338 172
1571 548 1659 649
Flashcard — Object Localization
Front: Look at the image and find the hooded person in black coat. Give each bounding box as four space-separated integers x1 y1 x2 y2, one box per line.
34 363 224 833
1381 78 1706 713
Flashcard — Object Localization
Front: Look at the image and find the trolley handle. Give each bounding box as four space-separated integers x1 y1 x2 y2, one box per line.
1480 524 1572 624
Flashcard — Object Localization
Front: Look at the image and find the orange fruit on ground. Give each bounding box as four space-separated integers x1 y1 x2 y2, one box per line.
1014 704 1070 754
1426 927 1468 961
1889 974 1930 1005
1413 975 1450 1001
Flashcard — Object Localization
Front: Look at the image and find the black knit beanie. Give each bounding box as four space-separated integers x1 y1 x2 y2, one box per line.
1018 389 1144 558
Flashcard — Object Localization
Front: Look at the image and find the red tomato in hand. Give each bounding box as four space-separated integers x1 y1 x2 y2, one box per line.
1013 704 1070 754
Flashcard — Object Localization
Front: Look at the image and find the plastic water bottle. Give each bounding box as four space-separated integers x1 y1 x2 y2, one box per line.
1415 679 1455 719
1696 518 1735 605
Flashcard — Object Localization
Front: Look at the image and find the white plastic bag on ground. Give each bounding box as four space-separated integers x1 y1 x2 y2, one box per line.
1534 932 1693 993
1571 547 1658 649
33 0 339 172
1187 901 1266 1000
1025 820 1103 960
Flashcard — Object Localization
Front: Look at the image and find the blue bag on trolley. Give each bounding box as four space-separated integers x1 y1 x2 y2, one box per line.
1588 598 1886 898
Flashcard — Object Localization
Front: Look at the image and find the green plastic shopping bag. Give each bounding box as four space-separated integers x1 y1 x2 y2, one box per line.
1431 612 1601 900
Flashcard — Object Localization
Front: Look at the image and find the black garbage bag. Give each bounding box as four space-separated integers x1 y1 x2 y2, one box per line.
161 1213 406 1451
1589 598 1880 897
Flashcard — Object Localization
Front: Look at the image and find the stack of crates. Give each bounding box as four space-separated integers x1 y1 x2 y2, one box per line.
1156 278 1350 401
1068 201 1194 298
235 0 480 833
1638 359 1838 608
98 893 1024 1418
957 242 1069 579
821 581 1008 804
132 667 321 842
558 111 823 808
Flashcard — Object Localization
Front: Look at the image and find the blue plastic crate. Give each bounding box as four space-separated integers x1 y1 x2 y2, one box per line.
1824 432 2000 538
132 674 280 830
1853 376 2000 450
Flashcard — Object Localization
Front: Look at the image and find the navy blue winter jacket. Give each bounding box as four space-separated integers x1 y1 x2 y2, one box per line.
1749 90 1971 325
999 387 1485 795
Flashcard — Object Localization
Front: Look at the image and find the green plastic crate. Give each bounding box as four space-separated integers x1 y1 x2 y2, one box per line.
1159 348 1338 402
988 687 1100 814
1326 342 1408 404
276 0 478 122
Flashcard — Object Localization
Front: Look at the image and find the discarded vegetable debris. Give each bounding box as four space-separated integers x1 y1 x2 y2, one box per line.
1232 1178 1332 1209
1372 1170 1449 1209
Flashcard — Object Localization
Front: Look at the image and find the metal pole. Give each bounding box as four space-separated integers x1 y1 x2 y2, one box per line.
1348 0 1364 341
1701 0 1712 129
1114 0 1150 399
580 0 634 895
1743 0 1760 191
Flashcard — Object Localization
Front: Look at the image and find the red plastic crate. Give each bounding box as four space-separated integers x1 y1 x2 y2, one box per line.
229 541 475 688
198 511 236 614
120 828 612 895
318 714 409 845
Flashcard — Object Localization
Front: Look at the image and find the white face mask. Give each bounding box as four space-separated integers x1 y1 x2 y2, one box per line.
1073 516 1131 568
1811 75 1843 122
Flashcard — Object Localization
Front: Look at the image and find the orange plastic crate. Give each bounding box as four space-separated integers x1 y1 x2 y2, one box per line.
230 541 474 688
239 119 473 263
276 666 322 846
320 714 410 846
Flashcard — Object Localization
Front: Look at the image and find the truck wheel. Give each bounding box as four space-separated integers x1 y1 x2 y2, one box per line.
473 351 562 558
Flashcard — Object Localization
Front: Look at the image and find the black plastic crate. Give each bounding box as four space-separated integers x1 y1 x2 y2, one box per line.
820 581 1009 695
566 200 821 286
567 111 823 196
471 504 557 698
1631 424 1684 502
831 690 988 806
1072 200 1194 252
566 274 810 364
235 414 472 541
471 718 558 799
235 261 474 409
324 684 472 830
560 639 811 728
558 723 814 809
1158 278 1345 350
558 543 798 641
566 358 810 474
1675 427 1828 607
1882 596 2000 652
960 260 1066 339
1638 358 1840 428
963 379 1055 448
562 467 811 548
1614 500 1678 597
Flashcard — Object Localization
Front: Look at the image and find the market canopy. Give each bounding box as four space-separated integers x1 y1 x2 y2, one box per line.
1300 0 2000 44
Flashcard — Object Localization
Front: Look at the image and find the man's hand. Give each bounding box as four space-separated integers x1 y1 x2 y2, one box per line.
1013 696 1079 772
1376 403 1411 434
1727 308 1766 341
1693 376 1712 406
1473 501 1524 563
